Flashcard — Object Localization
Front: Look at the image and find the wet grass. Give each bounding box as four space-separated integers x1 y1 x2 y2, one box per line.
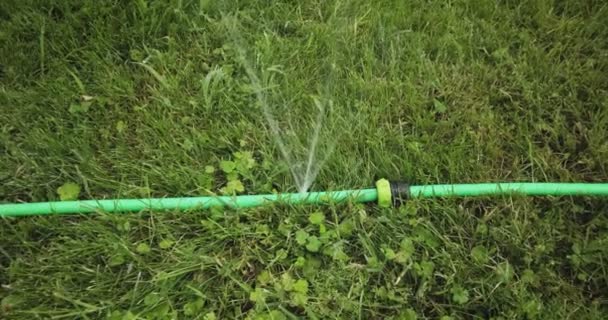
1 0 608 319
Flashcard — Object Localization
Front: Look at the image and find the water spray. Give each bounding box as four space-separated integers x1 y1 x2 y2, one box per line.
2 179 608 217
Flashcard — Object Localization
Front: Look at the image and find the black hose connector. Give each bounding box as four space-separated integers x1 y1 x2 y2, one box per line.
389 181 410 207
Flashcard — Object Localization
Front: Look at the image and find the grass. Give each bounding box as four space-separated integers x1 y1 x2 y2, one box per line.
1 0 608 318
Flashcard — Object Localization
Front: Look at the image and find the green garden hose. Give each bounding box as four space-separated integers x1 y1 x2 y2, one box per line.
1 180 608 217
0 189 378 217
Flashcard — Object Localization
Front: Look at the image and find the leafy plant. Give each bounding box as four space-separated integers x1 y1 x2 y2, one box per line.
221 179 245 194
450 286 469 305
305 236 322 252
308 211 325 225
56 182 81 201
159 239 174 249
136 243 151 254
470 245 489 264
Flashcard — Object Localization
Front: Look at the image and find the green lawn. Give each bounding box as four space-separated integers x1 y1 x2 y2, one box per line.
1 0 607 319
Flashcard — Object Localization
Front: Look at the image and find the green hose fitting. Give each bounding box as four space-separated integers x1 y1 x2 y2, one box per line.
375 179 410 207
375 179 391 207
